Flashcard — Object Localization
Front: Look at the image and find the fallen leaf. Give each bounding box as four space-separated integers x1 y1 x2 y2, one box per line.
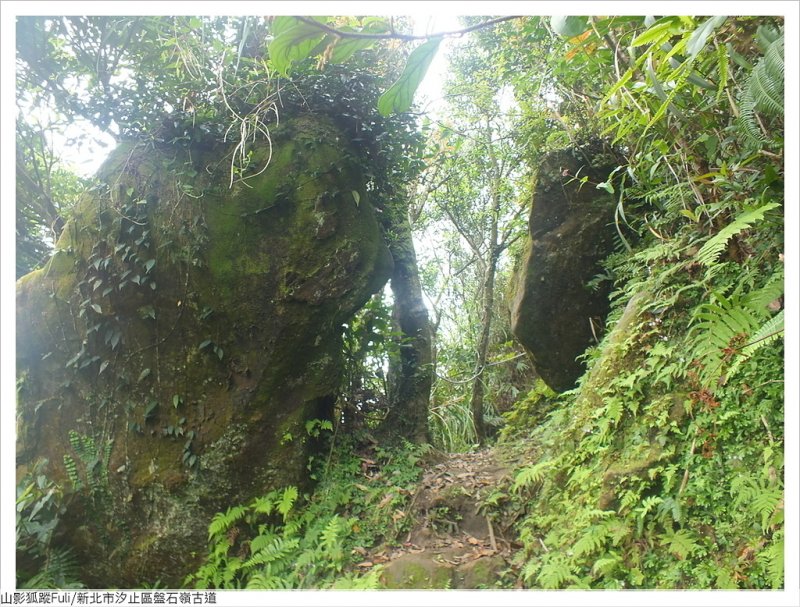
356 561 374 568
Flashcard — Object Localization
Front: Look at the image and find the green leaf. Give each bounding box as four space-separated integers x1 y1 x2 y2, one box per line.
631 18 681 48
378 37 442 116
697 202 780 266
351 190 360 206
98 360 109 375
144 400 158 419
686 16 727 59
144 259 156 273
326 22 387 63
660 528 697 560
277 486 298 521
138 368 151 382
550 16 589 38
90 303 102 314
268 16 328 76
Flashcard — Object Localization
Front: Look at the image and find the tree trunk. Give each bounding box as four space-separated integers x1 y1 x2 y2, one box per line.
469 247 497 444
384 219 433 443
470 122 503 444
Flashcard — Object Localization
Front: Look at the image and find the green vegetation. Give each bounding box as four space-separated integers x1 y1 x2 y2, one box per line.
187 438 428 589
14 13 786 592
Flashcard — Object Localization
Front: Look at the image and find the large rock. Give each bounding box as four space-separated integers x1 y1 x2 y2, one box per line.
511 144 620 392
16 115 392 586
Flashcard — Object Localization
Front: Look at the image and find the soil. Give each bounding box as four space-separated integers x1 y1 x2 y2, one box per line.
365 449 516 589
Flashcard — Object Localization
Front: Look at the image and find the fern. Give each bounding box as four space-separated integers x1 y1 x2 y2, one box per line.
742 308 784 356
696 202 779 267
659 528 698 560
738 32 784 142
592 554 622 577
242 536 299 569
250 494 275 515
757 535 784 589
512 460 554 493
727 309 784 378
19 547 84 589
330 568 382 589
208 505 247 540
63 455 81 491
537 557 576 589
752 489 782 533
246 570 293 589
572 524 609 559
249 531 277 554
690 269 783 387
277 486 298 521
320 515 342 556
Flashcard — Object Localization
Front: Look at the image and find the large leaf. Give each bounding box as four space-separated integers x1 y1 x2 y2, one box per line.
377 37 442 116
550 16 588 38
686 16 727 59
268 16 328 76
327 20 389 63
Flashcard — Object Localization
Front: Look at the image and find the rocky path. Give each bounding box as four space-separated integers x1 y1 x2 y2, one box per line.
368 449 516 589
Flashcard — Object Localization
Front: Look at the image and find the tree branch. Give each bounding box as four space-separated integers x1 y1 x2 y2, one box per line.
294 16 522 42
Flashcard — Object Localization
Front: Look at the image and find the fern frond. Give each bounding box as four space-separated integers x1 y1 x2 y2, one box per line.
659 528 698 560
592 554 622 577
277 486 298 521
757 536 784 589
716 42 729 103
250 495 275 515
249 531 279 554
320 515 342 556
726 309 784 379
737 32 784 143
512 460 554 493
19 548 84 589
208 505 247 540
245 568 293 589
537 558 576 589
696 202 780 267
740 309 784 357
242 536 299 569
572 524 609 559
330 568 382 589
752 489 782 533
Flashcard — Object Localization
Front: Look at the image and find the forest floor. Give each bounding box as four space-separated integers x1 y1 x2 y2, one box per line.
365 448 519 589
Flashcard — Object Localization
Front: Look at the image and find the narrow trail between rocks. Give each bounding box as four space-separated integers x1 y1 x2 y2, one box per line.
367 449 517 589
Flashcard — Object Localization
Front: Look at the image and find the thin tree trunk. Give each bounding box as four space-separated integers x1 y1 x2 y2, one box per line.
470 119 503 444
384 219 433 443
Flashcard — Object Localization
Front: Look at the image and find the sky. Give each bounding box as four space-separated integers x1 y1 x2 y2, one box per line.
2 2 799 604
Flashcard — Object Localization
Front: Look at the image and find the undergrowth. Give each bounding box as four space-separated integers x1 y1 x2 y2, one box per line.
187 437 429 589
492 212 783 589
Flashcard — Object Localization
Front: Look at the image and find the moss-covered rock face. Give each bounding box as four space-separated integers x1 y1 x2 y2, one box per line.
510 143 620 392
16 115 392 586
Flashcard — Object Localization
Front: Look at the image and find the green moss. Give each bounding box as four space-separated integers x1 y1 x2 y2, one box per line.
456 556 505 589
380 555 454 589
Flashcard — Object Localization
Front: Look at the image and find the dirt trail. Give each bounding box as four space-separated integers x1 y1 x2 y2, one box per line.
368 449 516 589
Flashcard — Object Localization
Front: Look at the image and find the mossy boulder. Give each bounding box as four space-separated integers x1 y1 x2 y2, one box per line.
511 143 621 392
16 115 392 586
380 554 454 589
